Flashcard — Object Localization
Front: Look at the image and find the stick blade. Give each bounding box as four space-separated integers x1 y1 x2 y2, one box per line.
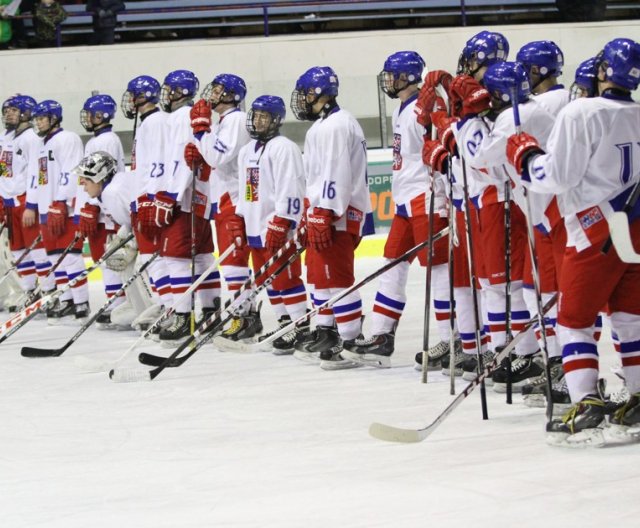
368 422 433 443
609 212 640 263
21 346 63 358
211 335 254 352
109 367 152 383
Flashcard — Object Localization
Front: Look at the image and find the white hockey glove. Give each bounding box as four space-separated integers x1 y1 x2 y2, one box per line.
105 227 138 272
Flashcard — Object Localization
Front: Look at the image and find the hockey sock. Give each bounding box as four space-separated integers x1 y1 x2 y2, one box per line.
12 250 37 291
62 253 89 305
454 286 487 355
558 324 599 402
370 260 409 336
311 289 334 328
281 284 308 321
522 287 560 359
330 288 362 341
610 311 640 394
431 263 455 342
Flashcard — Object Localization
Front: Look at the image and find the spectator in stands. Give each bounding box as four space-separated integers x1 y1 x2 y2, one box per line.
33 0 67 47
556 0 606 21
0 0 17 49
86 0 124 45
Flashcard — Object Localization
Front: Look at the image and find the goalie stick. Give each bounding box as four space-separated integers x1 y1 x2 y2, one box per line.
109 231 307 381
369 294 557 443
609 212 640 263
72 241 238 373
218 225 451 354
21 252 159 358
0 233 134 343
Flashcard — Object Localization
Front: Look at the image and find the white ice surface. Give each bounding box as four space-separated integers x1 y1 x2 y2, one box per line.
1 257 639 528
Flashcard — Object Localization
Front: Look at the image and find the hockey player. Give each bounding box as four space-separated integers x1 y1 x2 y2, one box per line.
506 38 640 445
77 94 127 328
152 69 221 344
187 73 257 340
515 41 571 403
0 95 55 309
290 65 374 368
213 94 308 353
341 51 452 369
121 75 173 333
29 100 88 323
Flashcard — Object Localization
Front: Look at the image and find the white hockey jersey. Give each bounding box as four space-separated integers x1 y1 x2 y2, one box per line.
525 93 640 250
98 172 134 229
236 135 305 248
194 107 251 216
390 94 431 217
0 128 30 205
130 108 168 211
75 126 126 226
303 107 374 235
163 104 212 219
32 129 84 223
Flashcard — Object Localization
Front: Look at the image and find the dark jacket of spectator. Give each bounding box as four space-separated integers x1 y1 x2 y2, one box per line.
86 0 124 29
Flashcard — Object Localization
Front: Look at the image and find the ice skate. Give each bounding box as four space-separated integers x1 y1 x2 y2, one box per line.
213 303 263 349
319 340 363 370
440 340 465 377
73 302 91 324
546 394 607 448
341 332 394 368
460 350 496 381
293 324 340 365
47 299 75 326
414 340 452 372
160 312 192 346
609 392 640 441
492 353 545 393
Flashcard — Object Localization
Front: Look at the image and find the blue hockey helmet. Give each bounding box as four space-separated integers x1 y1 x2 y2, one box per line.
160 69 200 112
570 57 597 100
33 99 63 137
458 30 509 76
516 40 564 81
291 66 340 121
121 75 161 119
3 94 37 129
379 50 426 98
202 73 247 108
483 61 531 108
80 94 117 132
596 38 640 91
246 95 286 141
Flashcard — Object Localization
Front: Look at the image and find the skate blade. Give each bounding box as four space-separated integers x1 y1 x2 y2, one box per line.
272 348 294 356
320 359 363 371
160 338 189 349
413 363 442 372
492 382 525 394
340 350 391 369
292 351 321 365
546 427 606 448
440 368 463 377
607 423 640 442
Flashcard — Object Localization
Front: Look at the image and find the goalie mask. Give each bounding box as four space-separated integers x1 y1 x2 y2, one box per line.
33 99 63 137
378 51 426 99
160 69 200 112
80 94 117 132
201 73 246 110
246 95 286 142
291 66 339 121
74 151 118 186
121 75 161 119
458 31 509 77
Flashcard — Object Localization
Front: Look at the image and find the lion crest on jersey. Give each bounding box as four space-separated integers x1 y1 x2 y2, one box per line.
38 156 48 185
0 150 12 178
245 167 260 202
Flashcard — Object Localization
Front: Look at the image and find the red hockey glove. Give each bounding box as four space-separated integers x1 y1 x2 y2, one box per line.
184 142 204 170
431 111 460 153
47 201 67 237
506 132 544 175
422 139 449 174
154 191 176 227
415 86 447 127
225 214 246 248
424 70 453 92
265 215 292 252
296 199 309 248
135 195 161 239
449 75 491 118
190 99 212 135
79 203 100 237
307 207 334 251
